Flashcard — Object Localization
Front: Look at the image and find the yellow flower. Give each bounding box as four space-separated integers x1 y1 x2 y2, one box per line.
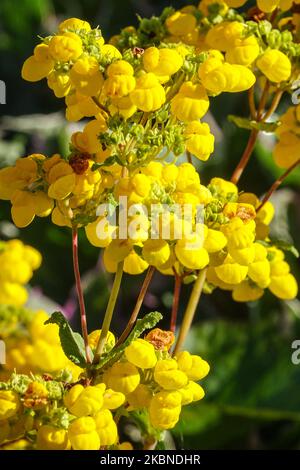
175 234 209 270
273 132 300 168
269 273 298 300
142 239 171 268
185 121 215 161
36 425 70 450
59 18 91 33
47 72 72 98
221 218 256 250
205 22 244 51
247 243 270 288
68 417 100 450
165 11 197 36
0 390 20 420
31 341 67 372
199 59 256 94
103 361 140 395
125 339 157 369
105 239 133 264
178 380 205 404
171 82 209 121
256 49 291 83
103 60 136 98
70 56 104 96
124 251 149 275
130 73 166 112
154 359 188 390
0 282 28 306
203 229 227 253
22 56 54 82
176 351 210 381
257 0 279 12
232 281 264 302
100 44 122 59
127 384 153 409
102 389 125 410
85 217 116 248
94 409 118 446
226 35 260 66
64 384 104 417
80 117 108 153
149 390 181 430
209 177 238 198
215 254 248 284
143 47 183 81
109 95 137 119
48 32 83 62
228 244 256 266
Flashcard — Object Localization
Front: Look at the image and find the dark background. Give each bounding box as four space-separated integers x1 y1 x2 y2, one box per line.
0 0 300 449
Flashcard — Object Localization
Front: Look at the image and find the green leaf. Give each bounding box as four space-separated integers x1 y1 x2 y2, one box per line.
45 311 88 367
95 311 163 369
257 239 299 258
271 239 299 258
92 154 124 170
228 115 279 133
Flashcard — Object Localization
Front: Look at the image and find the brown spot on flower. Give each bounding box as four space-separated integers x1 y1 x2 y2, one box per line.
133 47 144 57
42 373 53 382
236 205 256 222
246 6 266 22
23 382 48 409
69 153 90 175
145 328 175 350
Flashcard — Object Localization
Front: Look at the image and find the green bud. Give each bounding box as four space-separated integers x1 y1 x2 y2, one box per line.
267 29 282 49
258 20 272 36
281 30 293 44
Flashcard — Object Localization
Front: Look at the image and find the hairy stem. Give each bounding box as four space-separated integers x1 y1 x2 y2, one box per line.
173 268 207 355
93 261 124 363
248 86 256 120
115 266 155 347
231 81 283 185
170 270 182 333
231 129 259 184
262 89 283 121
257 158 300 212
72 228 92 364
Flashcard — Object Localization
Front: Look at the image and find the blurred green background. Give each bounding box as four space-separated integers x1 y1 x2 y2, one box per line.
0 0 300 450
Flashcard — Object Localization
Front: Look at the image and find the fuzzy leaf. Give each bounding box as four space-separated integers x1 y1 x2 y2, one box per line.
228 115 279 133
95 311 163 369
45 311 88 367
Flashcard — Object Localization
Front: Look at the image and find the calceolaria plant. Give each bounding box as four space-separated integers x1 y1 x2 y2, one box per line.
0 0 299 450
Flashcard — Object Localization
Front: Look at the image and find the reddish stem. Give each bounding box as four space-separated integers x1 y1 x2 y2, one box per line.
231 129 259 184
115 266 155 347
170 270 182 333
72 228 92 364
257 158 300 212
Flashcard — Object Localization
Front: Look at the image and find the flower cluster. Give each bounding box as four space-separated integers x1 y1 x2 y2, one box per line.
83 161 298 302
0 240 41 306
103 331 209 431
0 327 209 450
0 153 114 228
273 105 300 168
0 307 82 381
0 0 300 452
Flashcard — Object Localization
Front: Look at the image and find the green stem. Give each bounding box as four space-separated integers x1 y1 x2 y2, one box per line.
173 268 207 355
93 261 124 363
